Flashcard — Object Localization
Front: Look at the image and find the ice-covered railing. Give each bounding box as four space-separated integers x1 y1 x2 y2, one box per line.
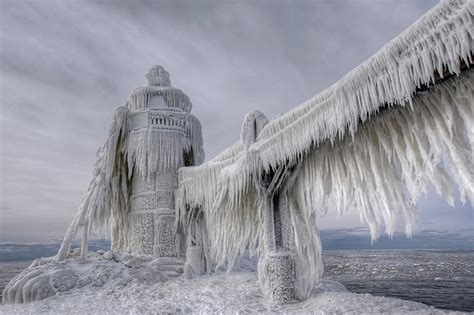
252 0 473 171
176 0 473 303
176 143 243 217
178 69 474 302
178 0 474 242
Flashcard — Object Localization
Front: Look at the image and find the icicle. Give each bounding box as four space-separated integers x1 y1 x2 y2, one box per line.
250 0 473 172
176 67 473 301
56 106 131 261
127 86 192 112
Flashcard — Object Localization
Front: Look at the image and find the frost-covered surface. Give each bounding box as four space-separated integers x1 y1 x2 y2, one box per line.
252 0 473 167
56 65 204 262
2 250 472 313
2 250 188 304
6 0 473 309
178 67 474 302
0 252 463 314
0 279 458 314
176 0 473 303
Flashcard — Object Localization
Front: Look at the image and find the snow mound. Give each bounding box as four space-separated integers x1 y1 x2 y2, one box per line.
2 250 185 304
1 258 460 314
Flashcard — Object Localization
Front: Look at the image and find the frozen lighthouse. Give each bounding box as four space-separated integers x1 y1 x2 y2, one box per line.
54 65 204 263
3 0 474 308
126 65 204 257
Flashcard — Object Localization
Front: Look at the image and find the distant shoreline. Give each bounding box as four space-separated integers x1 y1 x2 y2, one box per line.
2 227 473 262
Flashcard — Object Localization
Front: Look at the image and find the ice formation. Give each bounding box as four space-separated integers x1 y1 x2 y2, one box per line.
56 65 204 262
176 0 473 304
3 268 454 314
3 0 473 307
2 251 172 304
3 66 208 305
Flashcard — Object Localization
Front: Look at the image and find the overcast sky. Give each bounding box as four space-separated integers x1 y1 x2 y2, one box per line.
0 0 472 244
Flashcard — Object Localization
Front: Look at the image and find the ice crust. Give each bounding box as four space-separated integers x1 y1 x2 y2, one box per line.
178 66 474 303
174 0 474 301
3 0 473 309
0 252 461 314
1 250 190 304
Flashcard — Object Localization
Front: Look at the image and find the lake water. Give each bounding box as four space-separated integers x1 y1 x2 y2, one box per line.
1 250 473 312
323 249 474 312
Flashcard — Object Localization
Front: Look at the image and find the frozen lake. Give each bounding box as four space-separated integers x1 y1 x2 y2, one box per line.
1 250 473 312
323 249 474 312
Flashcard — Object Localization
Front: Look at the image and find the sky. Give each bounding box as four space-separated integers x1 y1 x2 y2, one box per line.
0 0 472 248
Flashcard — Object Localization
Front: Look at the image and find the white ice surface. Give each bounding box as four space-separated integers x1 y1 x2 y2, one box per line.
0 254 460 314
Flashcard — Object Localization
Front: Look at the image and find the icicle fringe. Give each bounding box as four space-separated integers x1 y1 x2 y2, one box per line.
177 67 474 301
176 0 473 301
57 99 204 260
57 106 131 261
251 0 473 173
128 86 192 112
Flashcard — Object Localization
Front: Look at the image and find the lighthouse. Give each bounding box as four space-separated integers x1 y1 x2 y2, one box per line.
125 65 204 258
55 65 204 267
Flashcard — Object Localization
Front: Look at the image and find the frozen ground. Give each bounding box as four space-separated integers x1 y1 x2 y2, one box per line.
0 250 472 314
0 261 31 301
0 269 453 314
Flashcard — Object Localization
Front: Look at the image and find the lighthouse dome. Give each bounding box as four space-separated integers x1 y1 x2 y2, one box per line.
146 65 171 87
127 65 192 113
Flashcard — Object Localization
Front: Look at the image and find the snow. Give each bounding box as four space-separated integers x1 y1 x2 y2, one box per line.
2 250 179 304
0 251 461 314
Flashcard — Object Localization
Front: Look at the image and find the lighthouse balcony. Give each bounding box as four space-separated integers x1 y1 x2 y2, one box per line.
130 109 187 132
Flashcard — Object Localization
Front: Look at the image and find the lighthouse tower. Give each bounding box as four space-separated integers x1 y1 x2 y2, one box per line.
125 65 204 258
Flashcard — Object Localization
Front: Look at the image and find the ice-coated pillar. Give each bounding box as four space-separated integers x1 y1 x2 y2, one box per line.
266 252 296 303
257 163 301 304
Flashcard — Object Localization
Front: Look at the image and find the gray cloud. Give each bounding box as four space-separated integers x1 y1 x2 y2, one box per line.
1 0 472 243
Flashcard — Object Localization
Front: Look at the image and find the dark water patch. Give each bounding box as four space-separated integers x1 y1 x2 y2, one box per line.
323 250 474 312
343 279 474 312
